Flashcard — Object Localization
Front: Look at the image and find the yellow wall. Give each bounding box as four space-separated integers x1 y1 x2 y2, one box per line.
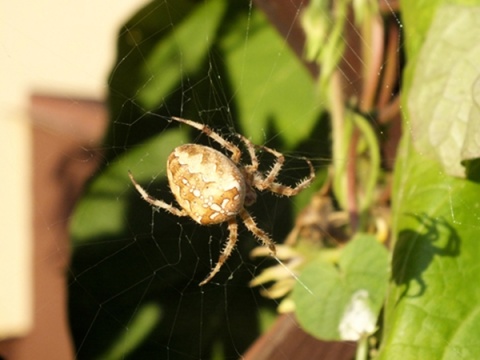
0 0 148 339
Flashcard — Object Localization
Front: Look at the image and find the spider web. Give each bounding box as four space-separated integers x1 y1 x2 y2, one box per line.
64 1 406 359
4 0 447 359
4 0 478 358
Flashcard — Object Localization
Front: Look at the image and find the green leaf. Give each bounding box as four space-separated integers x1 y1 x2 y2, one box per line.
71 128 188 242
137 0 227 110
400 0 480 58
378 132 480 359
379 3 480 357
292 234 389 341
219 10 319 148
407 5 480 177
400 0 442 58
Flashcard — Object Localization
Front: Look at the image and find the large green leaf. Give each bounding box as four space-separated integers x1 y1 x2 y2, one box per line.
400 0 480 58
379 130 480 359
378 2 480 358
136 0 227 110
219 10 319 148
407 5 480 177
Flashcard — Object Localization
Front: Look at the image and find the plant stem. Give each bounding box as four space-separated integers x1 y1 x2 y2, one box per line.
329 70 345 175
346 127 360 231
356 335 369 360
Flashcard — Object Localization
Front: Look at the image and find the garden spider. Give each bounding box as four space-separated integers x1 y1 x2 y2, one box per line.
128 116 315 285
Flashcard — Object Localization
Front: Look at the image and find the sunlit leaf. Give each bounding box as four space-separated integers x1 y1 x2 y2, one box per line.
137 0 227 110
379 2 480 358
408 5 480 177
219 10 319 148
378 130 480 359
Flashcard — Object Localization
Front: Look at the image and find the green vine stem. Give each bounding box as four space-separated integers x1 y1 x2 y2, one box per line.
355 334 369 360
333 109 380 228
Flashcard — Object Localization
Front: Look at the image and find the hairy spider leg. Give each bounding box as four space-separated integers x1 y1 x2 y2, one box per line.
254 152 315 196
237 134 315 196
239 208 276 255
199 219 239 286
128 171 189 217
171 116 242 164
236 133 260 173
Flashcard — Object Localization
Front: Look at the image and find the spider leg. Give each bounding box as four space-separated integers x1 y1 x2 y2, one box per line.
238 135 315 195
254 153 315 197
236 138 290 191
256 145 285 187
199 218 239 286
237 133 259 172
171 116 242 163
239 208 276 255
128 171 188 217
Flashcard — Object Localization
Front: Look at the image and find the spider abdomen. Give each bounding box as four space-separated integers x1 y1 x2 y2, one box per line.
167 144 246 225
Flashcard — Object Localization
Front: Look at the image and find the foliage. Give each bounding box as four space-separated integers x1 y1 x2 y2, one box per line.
69 0 480 359
291 0 480 359
406 5 480 177
377 3 480 358
293 234 388 341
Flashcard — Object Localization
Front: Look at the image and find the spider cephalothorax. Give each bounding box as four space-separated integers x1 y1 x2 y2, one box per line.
129 116 315 285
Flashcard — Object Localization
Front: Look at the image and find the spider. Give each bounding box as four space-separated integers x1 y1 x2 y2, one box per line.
128 116 315 285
